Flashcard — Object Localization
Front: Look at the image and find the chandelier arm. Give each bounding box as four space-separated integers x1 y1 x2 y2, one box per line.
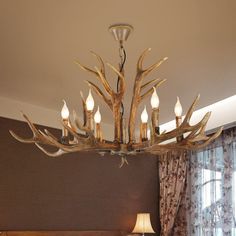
61 122 93 144
75 61 98 76
155 111 211 144
94 67 114 95
185 128 208 142
140 79 167 101
90 51 105 75
73 110 93 134
9 113 49 144
143 57 168 76
43 129 59 141
187 134 209 142
85 80 113 110
128 49 168 144
137 48 152 72
184 111 211 141
36 131 63 147
146 127 222 154
77 56 126 143
119 157 129 168
75 51 106 76
137 48 168 76
35 130 95 152
36 127 120 157
10 118 71 150
146 142 195 154
22 113 40 136
35 144 67 157
128 89 141 144
182 94 200 125
113 99 124 142
75 59 113 96
186 127 222 148
131 141 190 154
9 130 38 143
141 78 161 90
36 138 119 154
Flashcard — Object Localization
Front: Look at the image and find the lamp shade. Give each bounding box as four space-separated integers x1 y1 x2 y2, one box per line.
132 213 155 234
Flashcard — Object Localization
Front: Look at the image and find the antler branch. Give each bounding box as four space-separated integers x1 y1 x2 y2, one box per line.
140 79 166 101
128 49 167 144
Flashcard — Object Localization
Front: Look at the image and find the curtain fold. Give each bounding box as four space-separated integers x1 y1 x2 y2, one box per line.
159 151 187 236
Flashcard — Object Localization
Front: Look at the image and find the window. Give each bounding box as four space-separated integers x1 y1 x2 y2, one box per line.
188 131 236 236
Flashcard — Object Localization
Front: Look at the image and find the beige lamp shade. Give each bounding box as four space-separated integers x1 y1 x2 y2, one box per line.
132 213 155 234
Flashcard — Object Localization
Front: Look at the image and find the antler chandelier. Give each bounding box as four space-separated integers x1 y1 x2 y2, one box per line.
10 24 222 162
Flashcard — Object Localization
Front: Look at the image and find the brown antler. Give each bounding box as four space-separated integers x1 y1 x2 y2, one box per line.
76 52 126 143
10 112 119 157
132 95 222 154
128 48 167 144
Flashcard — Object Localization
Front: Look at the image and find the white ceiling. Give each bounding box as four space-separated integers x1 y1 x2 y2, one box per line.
0 0 235 125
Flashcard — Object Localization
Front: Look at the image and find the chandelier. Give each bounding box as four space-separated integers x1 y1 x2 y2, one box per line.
10 24 222 165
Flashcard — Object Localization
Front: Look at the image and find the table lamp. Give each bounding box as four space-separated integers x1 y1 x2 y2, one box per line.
132 213 155 236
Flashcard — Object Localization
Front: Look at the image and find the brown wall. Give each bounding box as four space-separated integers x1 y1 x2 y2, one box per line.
0 117 159 232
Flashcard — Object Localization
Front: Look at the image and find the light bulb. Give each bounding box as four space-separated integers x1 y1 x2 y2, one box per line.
61 100 70 119
147 128 151 140
86 89 94 111
150 87 159 109
174 96 183 117
141 106 148 123
94 106 101 123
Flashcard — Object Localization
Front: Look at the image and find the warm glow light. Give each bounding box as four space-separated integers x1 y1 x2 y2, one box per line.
141 106 148 123
61 100 70 119
174 96 182 117
94 106 101 123
147 128 151 140
150 87 159 109
86 89 95 111
132 213 155 234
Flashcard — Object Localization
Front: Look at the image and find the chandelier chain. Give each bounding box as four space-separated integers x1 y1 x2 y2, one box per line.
117 43 126 117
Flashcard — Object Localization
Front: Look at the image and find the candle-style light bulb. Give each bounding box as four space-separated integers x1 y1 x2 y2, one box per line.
86 89 95 111
147 128 151 140
141 106 148 123
174 97 183 117
150 87 159 109
94 106 101 124
61 100 70 119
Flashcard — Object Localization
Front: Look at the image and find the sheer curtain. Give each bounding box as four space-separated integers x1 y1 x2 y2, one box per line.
187 126 236 236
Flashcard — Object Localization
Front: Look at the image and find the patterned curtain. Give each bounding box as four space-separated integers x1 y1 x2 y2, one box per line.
187 126 236 236
159 150 187 236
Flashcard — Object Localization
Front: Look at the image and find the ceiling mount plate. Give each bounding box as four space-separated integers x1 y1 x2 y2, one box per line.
109 24 133 43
